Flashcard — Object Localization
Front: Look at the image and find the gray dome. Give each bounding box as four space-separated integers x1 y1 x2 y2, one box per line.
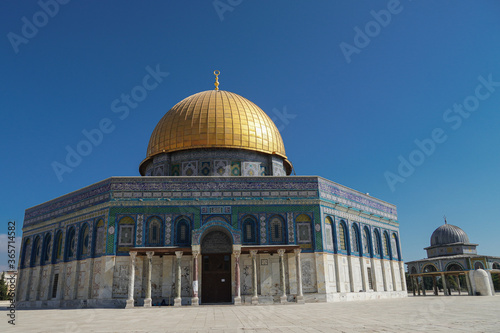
430 224 470 246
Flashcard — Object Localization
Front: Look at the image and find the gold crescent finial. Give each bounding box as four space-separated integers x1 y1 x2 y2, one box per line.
214 70 220 91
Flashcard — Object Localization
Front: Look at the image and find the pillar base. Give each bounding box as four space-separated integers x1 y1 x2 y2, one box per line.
251 296 259 305
191 297 199 306
174 297 182 307
125 299 135 309
144 298 152 307
234 296 242 305
296 295 305 304
279 296 287 304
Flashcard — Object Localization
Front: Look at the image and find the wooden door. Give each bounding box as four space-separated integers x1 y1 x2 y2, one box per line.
201 253 231 303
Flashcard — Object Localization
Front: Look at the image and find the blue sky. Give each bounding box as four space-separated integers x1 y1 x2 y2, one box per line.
1 0 499 271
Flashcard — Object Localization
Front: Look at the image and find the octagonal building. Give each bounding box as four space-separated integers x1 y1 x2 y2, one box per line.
17 76 406 308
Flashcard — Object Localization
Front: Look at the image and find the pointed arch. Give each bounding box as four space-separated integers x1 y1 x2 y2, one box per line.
175 216 191 246
41 233 52 265
373 229 382 258
350 223 360 254
269 215 286 244
242 215 258 245
93 219 105 256
338 220 347 251
324 216 335 251
382 231 390 258
21 238 31 268
65 227 76 261
146 216 163 246
53 230 63 263
391 233 401 260
31 235 41 267
78 223 90 259
362 226 372 257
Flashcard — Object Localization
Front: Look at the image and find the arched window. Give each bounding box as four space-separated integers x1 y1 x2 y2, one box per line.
362 227 371 256
65 227 76 260
53 231 63 262
175 218 191 246
351 224 360 253
41 233 51 265
21 238 31 268
269 216 285 244
118 217 135 246
493 262 500 270
93 219 105 256
373 230 381 257
474 262 484 270
383 232 390 257
447 263 463 271
324 216 334 250
391 233 400 260
242 217 258 244
338 221 347 251
32 236 41 266
410 267 417 274
338 222 347 251
423 264 437 273
147 217 163 246
79 224 90 258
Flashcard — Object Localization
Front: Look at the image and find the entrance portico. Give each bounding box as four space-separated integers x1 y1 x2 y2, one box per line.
125 244 302 307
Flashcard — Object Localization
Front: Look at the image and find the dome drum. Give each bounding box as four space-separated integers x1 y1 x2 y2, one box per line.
141 148 288 177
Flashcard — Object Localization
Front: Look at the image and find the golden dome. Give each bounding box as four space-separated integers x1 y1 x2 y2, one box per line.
140 90 291 174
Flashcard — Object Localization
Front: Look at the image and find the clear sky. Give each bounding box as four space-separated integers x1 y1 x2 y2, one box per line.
1 0 499 272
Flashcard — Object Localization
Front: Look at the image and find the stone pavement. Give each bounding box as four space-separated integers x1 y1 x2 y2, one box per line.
1 295 499 333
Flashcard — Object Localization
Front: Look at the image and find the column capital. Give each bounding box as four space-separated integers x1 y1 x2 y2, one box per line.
129 251 137 260
277 249 286 257
250 250 258 257
293 248 301 255
233 250 241 259
192 250 200 258
175 251 183 259
146 251 154 259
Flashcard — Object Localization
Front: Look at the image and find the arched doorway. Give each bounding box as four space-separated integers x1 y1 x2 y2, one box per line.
201 229 233 303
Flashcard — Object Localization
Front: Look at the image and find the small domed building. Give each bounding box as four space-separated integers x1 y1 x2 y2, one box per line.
407 220 500 296
16 74 406 308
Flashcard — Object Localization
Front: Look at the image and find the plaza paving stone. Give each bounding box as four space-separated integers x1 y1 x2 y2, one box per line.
1 295 499 332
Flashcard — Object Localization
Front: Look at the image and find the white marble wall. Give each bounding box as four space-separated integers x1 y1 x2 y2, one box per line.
17 251 406 308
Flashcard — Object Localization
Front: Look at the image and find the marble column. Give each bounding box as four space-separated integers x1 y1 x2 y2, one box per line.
433 276 438 295
191 251 199 306
421 276 426 296
174 251 183 307
294 248 305 304
412 276 416 296
455 275 461 295
233 250 242 305
125 251 137 309
250 250 259 305
416 277 421 296
441 273 448 296
144 251 154 307
278 249 287 304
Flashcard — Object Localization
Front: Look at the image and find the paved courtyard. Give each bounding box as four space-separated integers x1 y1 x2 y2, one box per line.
1 295 499 332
